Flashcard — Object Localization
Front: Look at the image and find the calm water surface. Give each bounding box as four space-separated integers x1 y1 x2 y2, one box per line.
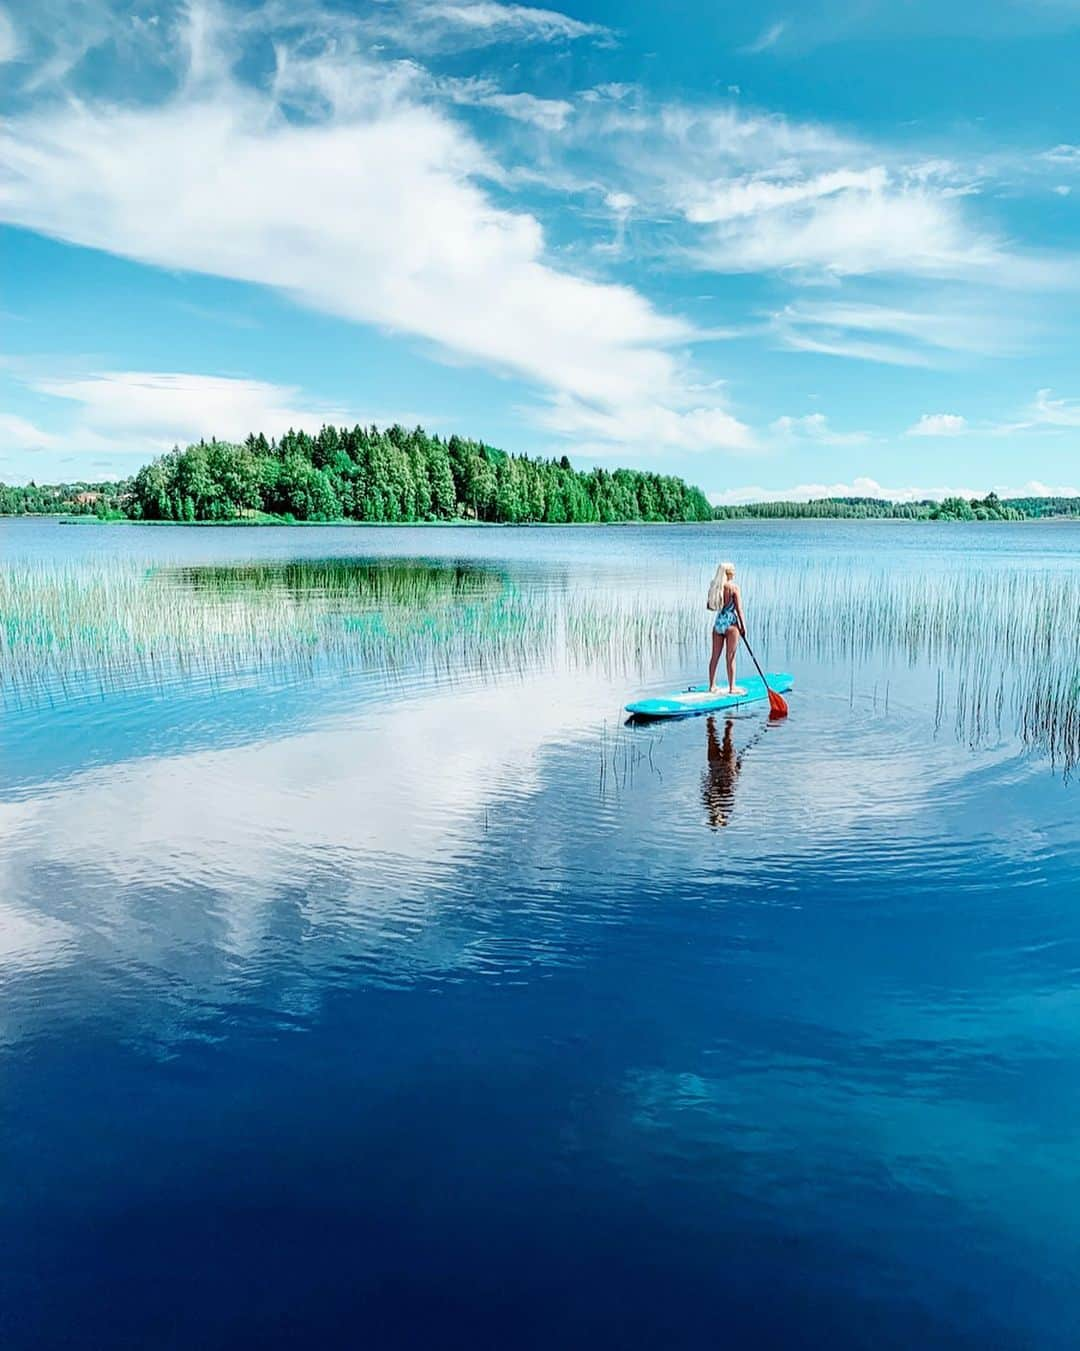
2 518 1079 1348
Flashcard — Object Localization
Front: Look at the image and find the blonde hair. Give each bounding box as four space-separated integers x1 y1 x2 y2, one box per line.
707 561 736 611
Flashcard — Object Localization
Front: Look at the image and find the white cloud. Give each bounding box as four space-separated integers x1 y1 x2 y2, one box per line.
701 180 1003 279
682 167 887 224
0 412 61 451
1032 387 1080 427
773 328 935 367
580 82 634 104
1017 478 1080 497
438 76 573 129
774 300 1010 356
537 393 755 455
9 2 172 96
881 388 1080 442
408 0 609 45
949 387 1080 439
741 20 785 54
770 412 869 446
0 11 710 452
29 371 354 452
649 102 855 176
0 6 17 63
906 412 968 437
264 0 612 58
476 90 572 130
1041 144 1080 166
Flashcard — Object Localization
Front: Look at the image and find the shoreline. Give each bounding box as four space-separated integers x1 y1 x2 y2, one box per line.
3 512 1079 528
19 514 1080 528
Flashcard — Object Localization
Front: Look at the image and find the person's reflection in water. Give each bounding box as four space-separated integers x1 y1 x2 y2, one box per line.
702 714 743 829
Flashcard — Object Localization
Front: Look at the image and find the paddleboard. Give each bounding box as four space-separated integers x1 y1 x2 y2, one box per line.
625 672 793 719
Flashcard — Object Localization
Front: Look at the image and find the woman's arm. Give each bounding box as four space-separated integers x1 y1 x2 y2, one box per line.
733 584 747 634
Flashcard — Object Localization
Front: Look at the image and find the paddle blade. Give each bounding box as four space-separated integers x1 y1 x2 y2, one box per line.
767 687 789 718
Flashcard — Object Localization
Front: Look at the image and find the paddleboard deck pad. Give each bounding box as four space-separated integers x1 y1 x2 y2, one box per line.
625 673 793 719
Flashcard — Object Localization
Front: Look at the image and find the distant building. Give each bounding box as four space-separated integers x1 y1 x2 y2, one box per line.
74 491 101 506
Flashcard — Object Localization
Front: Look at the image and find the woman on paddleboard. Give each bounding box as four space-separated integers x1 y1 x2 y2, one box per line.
706 561 746 695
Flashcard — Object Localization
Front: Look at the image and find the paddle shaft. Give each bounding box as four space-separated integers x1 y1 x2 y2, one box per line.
738 623 771 689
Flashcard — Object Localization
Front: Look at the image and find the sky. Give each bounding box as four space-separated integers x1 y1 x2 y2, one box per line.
2 0 1080 502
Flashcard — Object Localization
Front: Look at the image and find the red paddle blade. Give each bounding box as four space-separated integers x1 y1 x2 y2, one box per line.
767 688 789 718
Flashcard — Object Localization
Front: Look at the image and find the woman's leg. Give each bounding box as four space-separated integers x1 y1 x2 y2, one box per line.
725 626 741 693
708 628 723 691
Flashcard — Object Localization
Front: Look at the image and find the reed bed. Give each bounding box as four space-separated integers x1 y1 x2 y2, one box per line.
751 564 1080 772
2 557 1078 772
0 559 546 706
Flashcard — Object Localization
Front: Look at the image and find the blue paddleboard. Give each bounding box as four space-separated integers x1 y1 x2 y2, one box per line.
625 672 793 719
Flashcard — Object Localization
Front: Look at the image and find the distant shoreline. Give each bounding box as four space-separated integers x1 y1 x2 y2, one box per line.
3 511 1078 528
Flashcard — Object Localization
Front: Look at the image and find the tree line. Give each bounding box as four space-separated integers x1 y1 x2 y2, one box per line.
124 425 714 524
713 492 1038 521
0 480 126 517
3 433 1079 524
997 495 1080 519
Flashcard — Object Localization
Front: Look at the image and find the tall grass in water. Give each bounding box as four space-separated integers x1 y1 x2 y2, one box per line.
752 564 1080 773
2 557 1077 771
0 559 545 703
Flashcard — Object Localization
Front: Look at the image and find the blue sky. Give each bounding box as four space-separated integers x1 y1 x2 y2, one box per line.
2 0 1080 501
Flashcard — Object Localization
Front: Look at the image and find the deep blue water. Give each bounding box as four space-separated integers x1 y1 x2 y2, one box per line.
2 519 1080 1348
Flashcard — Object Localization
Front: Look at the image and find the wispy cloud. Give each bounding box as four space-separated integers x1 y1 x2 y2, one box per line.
777 300 1012 353
696 178 1004 280
407 0 611 45
437 75 574 129
28 371 359 451
416 1 608 40
770 298 1019 366
906 412 968 436
1040 143 1080 166
741 20 786 54
0 411 61 452
771 327 935 368
1031 387 1080 427
682 167 887 223
769 412 870 445
535 391 755 455
899 389 1080 439
0 5 18 63
360 0 613 53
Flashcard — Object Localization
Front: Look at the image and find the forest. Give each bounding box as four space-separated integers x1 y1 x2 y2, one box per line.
123 425 715 524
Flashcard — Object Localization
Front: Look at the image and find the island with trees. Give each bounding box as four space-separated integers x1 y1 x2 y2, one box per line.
2 424 1078 524
2 426 713 524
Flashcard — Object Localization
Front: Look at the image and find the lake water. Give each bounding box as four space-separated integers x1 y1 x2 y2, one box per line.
2 517 1079 1348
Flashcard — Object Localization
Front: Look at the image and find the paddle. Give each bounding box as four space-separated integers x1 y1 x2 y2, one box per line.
738 622 789 718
